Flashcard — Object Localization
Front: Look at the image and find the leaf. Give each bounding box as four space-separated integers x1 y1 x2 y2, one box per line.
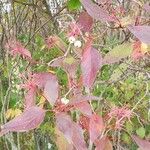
81 39 102 88
14 109 22 117
103 43 132 64
67 0 81 11
55 127 74 150
89 114 104 143
31 73 59 106
68 95 98 116
78 11 93 32
104 139 113 150
56 113 87 150
132 135 150 150
49 56 64 67
63 56 75 65
0 106 45 136
43 76 59 106
32 73 54 89
95 136 113 150
38 96 46 108
125 121 133 133
5 109 15 119
122 133 131 144
74 101 92 116
49 56 79 79
80 0 115 22
143 3 150 12
136 127 146 139
6 108 22 120
24 88 36 109
69 95 99 105
128 25 150 44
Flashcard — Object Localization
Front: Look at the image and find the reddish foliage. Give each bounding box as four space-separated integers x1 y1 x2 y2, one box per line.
56 113 87 150
81 38 102 88
128 25 150 44
78 11 93 32
143 3 150 12
21 81 37 109
108 106 132 129
89 114 104 143
5 40 31 58
80 0 115 22
2 2 150 148
95 136 113 150
131 40 144 60
43 76 59 106
24 88 36 109
74 101 92 117
79 115 90 130
0 107 45 136
132 135 150 150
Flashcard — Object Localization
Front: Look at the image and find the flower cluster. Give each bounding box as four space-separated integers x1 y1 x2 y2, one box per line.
108 106 132 129
6 40 31 58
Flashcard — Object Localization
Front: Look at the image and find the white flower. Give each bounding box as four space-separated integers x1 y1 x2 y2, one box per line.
48 143 52 149
68 36 76 44
61 97 69 105
74 40 82 48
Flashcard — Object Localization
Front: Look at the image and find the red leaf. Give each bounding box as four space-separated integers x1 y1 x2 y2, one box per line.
69 95 99 105
144 3 150 12
132 135 150 150
78 11 93 32
95 136 107 150
80 0 115 22
131 40 144 60
74 101 92 116
21 82 37 109
56 113 87 150
24 88 36 109
95 136 113 150
31 73 59 106
49 56 64 67
32 73 54 89
128 25 150 44
81 40 102 88
89 114 104 143
0 107 45 136
44 76 59 106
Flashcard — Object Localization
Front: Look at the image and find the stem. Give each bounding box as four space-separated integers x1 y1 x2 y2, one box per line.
88 140 93 150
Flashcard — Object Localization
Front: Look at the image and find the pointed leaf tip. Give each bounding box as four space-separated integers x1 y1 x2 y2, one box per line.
81 41 102 88
0 107 45 136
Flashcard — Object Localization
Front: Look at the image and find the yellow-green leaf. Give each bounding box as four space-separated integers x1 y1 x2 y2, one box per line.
103 43 132 64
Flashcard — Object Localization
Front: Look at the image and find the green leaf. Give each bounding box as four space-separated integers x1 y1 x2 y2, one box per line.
122 133 131 144
136 127 146 138
63 56 75 65
103 43 132 64
67 0 81 11
125 121 133 133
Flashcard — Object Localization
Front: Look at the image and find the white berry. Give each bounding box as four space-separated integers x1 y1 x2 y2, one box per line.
61 97 69 105
74 40 82 48
68 36 76 43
